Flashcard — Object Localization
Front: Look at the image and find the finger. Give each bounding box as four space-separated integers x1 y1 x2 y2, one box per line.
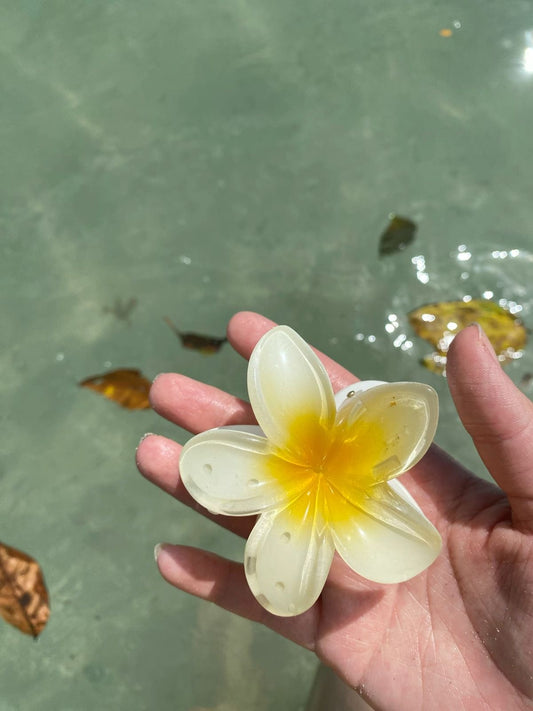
446 323 533 532
155 543 318 650
150 373 255 432
227 311 357 392
136 434 255 538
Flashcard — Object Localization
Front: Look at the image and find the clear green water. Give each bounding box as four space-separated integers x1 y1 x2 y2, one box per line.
2 1 533 709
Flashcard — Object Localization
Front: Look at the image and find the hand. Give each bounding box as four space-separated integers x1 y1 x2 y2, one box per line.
136 311 533 710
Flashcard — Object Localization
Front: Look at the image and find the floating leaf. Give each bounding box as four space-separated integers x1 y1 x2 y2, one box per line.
164 317 227 354
379 215 417 256
0 543 50 638
408 299 527 374
79 368 151 409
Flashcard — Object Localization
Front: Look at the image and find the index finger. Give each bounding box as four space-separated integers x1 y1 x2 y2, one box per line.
227 311 358 392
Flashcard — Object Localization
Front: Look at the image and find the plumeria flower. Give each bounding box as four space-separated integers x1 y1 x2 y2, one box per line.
180 326 441 617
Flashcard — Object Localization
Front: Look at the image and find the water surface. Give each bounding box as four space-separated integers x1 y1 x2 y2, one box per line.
1 1 533 709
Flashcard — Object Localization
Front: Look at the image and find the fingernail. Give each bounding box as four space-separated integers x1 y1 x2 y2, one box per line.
154 543 163 562
472 322 500 365
464 321 483 339
136 432 155 452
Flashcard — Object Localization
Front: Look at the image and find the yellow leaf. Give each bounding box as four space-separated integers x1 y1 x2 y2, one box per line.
408 299 527 374
79 368 152 409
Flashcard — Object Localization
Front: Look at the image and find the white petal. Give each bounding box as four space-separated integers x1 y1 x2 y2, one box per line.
247 326 336 464
245 487 335 616
179 427 312 516
334 382 387 404
333 381 438 486
328 480 441 584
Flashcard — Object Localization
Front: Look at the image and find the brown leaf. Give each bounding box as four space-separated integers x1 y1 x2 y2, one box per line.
164 317 227 354
408 299 527 374
379 215 417 256
0 543 50 638
79 368 151 409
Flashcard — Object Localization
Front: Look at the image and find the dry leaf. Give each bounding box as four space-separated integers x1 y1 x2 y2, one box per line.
409 299 527 374
164 317 227 354
0 543 50 638
79 368 151 409
379 215 417 256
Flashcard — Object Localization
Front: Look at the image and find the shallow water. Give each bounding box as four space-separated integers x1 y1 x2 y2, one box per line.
1 1 533 709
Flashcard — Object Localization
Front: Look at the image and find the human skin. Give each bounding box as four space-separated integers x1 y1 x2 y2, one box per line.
136 311 533 711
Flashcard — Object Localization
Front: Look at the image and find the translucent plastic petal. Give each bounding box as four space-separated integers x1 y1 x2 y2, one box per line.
179 428 313 516
327 479 441 584
329 382 438 494
245 486 335 616
247 326 336 465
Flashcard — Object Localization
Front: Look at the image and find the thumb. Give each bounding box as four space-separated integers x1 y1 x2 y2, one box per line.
446 322 533 533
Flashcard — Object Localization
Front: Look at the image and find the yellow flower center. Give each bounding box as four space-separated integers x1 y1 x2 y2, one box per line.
265 410 395 525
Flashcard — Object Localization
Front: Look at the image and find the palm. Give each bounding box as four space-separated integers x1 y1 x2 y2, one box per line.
316 457 532 708
137 312 533 710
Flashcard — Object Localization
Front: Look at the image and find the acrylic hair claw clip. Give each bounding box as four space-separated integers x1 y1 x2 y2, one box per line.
180 326 441 617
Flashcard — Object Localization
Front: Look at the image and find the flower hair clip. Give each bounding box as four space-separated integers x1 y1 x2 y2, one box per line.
180 326 441 617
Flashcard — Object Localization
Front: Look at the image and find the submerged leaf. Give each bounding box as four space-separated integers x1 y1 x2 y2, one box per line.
0 543 50 638
79 368 151 409
102 297 138 325
164 317 227 354
520 372 533 390
409 299 527 374
379 215 417 256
